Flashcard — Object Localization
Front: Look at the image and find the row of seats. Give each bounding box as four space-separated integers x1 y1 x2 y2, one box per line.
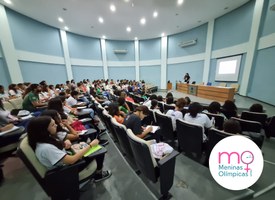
94 102 179 199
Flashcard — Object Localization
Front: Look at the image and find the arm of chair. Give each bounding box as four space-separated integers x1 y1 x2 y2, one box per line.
157 150 179 196
44 159 85 200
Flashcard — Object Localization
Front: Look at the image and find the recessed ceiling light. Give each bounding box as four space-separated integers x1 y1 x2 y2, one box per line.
140 18 146 25
161 33 165 37
64 26 69 30
58 17 64 22
134 37 138 40
153 11 158 18
124 0 130 2
4 0 12 4
177 0 184 5
126 27 131 32
102 35 106 39
98 17 104 23
110 4 116 12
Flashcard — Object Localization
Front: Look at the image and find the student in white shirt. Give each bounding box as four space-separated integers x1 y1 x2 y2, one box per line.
27 116 111 182
166 98 186 131
184 102 213 142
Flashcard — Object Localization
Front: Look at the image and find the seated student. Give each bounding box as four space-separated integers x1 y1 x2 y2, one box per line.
117 97 130 114
204 101 227 120
8 84 22 98
184 102 213 142
40 109 79 142
221 100 238 119
120 91 134 103
0 85 10 101
166 96 175 106
143 94 158 108
27 116 111 182
166 98 186 131
123 106 153 139
223 119 241 134
249 103 264 113
150 99 162 114
184 96 191 108
108 102 125 124
66 91 95 119
22 84 47 113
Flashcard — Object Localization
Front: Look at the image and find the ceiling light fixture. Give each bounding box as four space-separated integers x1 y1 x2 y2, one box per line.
177 0 184 5
161 33 165 37
64 26 69 30
110 4 116 12
134 37 138 40
58 17 64 22
102 35 106 39
140 18 146 25
126 27 131 32
4 0 12 4
153 11 158 18
98 17 104 23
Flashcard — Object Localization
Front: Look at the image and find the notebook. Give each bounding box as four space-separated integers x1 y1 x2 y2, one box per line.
145 125 160 133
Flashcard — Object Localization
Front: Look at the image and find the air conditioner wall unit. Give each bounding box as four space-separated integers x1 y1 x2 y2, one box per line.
179 39 197 48
113 49 128 54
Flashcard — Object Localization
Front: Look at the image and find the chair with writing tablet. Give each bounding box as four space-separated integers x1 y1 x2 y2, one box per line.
126 128 179 200
17 136 97 200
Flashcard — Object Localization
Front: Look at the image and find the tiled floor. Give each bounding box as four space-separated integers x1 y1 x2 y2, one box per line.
1 93 275 200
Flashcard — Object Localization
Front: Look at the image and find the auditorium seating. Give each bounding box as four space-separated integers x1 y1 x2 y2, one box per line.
241 111 267 127
154 112 176 146
126 129 179 199
176 119 204 162
204 112 224 130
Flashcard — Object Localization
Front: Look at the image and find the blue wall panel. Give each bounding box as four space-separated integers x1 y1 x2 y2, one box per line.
212 1 254 50
208 54 246 86
0 58 11 88
167 61 204 88
140 66 161 88
20 61 67 84
168 24 207 58
72 66 104 82
6 9 63 56
108 66 135 81
261 0 275 37
247 47 275 105
139 39 161 60
106 40 135 61
67 33 102 60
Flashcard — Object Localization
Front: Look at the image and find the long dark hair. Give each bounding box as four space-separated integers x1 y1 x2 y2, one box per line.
27 116 63 151
40 109 64 132
47 97 67 119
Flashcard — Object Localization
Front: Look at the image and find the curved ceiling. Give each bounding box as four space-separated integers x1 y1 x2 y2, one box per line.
1 0 251 40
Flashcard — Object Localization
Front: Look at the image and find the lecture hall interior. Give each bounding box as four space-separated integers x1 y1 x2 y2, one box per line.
1 0 275 199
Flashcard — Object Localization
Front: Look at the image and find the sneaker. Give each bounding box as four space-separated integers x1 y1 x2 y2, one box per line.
99 139 109 146
94 170 112 183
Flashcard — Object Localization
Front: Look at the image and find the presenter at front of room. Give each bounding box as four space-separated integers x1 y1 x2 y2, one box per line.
184 73 190 83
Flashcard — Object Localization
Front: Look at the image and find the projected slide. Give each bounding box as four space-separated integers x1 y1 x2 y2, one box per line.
215 55 242 81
